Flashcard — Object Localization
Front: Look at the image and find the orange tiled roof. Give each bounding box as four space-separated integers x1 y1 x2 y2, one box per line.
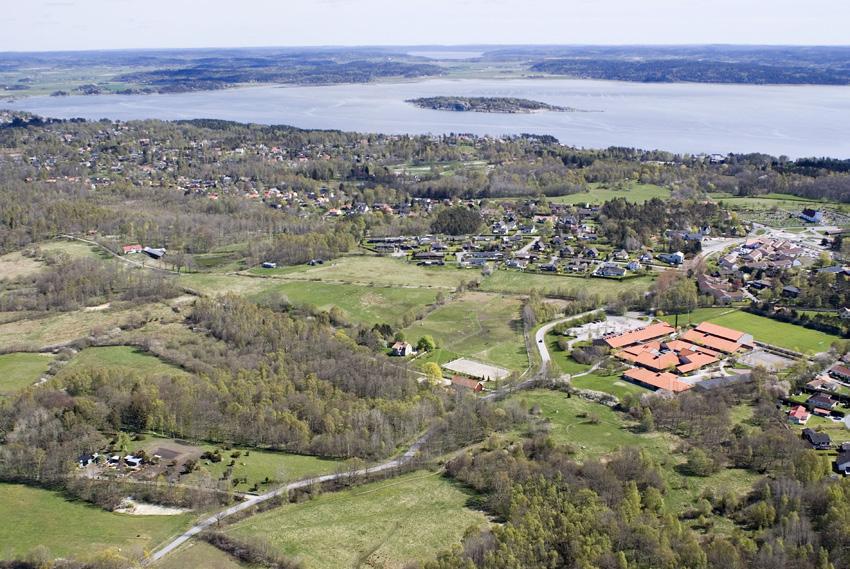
624 367 692 392
676 352 718 374
604 323 675 349
681 329 742 354
695 322 745 343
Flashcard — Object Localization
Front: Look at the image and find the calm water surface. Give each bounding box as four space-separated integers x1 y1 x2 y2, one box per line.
6 78 850 157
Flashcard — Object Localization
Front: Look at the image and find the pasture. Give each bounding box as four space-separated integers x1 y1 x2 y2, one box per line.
0 251 43 280
404 292 528 371
0 352 52 396
570 372 651 400
517 389 673 460
253 281 439 327
227 471 487 569
548 183 671 205
480 270 655 297
250 254 469 289
56 346 188 380
0 483 192 560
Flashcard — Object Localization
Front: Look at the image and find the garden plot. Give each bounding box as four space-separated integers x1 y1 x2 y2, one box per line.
443 357 510 380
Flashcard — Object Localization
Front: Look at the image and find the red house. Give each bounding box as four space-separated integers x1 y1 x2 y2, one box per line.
122 244 143 255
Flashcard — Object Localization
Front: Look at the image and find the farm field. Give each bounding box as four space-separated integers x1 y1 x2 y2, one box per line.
0 483 192 560
56 346 188 380
155 541 247 569
0 352 52 396
252 281 439 327
226 471 487 569
548 183 671 205
660 308 840 354
403 291 528 371
249 254 470 289
480 270 655 297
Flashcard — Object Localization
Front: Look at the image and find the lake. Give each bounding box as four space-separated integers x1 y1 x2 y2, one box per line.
6 78 850 158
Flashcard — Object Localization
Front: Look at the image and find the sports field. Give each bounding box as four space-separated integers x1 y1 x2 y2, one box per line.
227 471 487 569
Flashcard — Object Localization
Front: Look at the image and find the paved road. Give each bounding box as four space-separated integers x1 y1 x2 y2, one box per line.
148 433 429 563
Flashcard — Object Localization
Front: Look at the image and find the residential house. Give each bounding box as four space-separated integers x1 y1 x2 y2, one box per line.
800 208 824 223
828 365 850 381
802 428 832 450
658 251 685 266
595 263 626 278
788 405 811 425
807 393 838 413
122 244 143 255
782 285 801 299
626 260 642 271
390 342 415 357
837 451 850 475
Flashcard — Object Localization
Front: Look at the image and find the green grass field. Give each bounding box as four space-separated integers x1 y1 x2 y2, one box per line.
0 483 192 560
571 373 651 400
155 541 247 569
404 292 528 371
480 270 655 297
660 307 840 353
227 471 487 569
56 346 188 380
712 192 844 211
546 333 591 375
517 389 674 460
548 183 671 205
0 352 52 396
250 254 470 290
190 446 342 493
253 281 438 327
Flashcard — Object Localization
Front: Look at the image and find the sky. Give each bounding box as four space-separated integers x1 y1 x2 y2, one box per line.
4 0 850 52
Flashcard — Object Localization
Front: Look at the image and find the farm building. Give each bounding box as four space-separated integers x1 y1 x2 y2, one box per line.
122 244 143 255
450 375 484 392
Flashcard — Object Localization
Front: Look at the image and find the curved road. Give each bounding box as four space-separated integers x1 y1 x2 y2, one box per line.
149 314 572 563
148 434 429 562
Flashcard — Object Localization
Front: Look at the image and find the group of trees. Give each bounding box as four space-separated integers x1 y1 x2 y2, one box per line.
427 378 850 569
0 256 179 312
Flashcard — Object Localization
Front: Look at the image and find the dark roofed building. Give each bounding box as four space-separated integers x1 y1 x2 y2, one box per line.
802 428 832 450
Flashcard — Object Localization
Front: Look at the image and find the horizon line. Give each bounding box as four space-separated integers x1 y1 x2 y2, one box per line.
3 42 850 55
